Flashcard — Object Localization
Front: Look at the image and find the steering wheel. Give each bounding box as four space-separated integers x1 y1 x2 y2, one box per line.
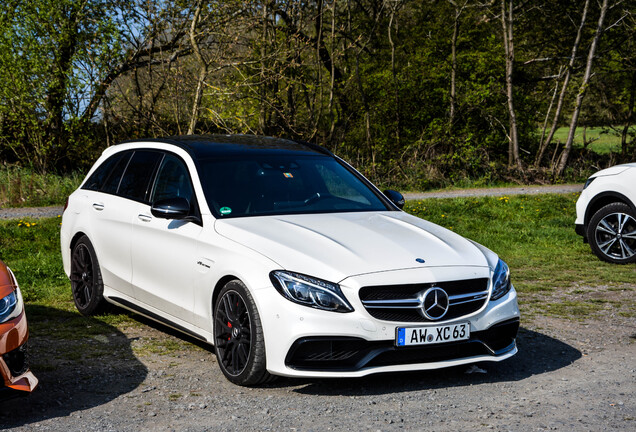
304 192 331 206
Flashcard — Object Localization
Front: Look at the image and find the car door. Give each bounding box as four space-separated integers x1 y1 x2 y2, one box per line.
79 150 138 297
130 152 203 324
88 149 163 299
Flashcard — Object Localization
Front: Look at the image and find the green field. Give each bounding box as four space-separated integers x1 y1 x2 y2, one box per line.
405 194 635 293
551 126 634 154
1 193 634 333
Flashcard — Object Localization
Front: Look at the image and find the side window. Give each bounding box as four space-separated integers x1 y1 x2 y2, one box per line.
83 151 130 192
151 154 194 204
117 150 163 202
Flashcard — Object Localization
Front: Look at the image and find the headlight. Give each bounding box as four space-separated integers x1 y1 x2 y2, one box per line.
270 271 354 313
0 289 22 323
1 266 24 323
583 177 596 189
490 259 512 301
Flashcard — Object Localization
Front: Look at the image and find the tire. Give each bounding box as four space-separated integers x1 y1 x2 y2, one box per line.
587 202 636 264
70 235 109 315
213 280 273 386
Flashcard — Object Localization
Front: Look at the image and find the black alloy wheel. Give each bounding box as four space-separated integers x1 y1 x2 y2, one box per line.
213 280 272 385
588 202 636 264
70 236 108 315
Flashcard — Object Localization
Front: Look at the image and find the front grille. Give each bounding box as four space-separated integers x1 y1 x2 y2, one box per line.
285 338 386 370
359 278 489 322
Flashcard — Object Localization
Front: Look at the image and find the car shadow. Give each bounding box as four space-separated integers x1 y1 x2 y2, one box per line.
285 327 582 395
0 305 148 428
86 318 581 398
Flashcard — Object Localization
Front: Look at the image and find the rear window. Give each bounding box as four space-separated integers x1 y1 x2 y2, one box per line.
83 151 131 192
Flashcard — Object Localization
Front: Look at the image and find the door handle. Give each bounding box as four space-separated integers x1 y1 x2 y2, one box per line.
138 214 152 222
92 203 104 211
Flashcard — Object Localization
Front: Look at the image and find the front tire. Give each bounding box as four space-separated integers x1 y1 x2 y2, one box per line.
70 235 109 315
213 280 272 386
587 202 636 264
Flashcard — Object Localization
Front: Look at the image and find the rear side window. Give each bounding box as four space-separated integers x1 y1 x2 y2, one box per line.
83 151 130 192
117 150 163 202
101 152 132 194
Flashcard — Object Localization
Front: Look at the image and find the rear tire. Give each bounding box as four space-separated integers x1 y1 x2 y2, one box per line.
70 236 109 315
213 280 273 386
587 202 636 264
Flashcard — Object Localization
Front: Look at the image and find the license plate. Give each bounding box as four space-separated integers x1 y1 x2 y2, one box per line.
396 322 470 347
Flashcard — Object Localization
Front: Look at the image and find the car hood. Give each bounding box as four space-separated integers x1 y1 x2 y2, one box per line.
591 162 636 178
214 212 490 282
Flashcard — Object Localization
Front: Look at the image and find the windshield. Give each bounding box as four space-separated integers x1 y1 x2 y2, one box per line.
199 154 391 218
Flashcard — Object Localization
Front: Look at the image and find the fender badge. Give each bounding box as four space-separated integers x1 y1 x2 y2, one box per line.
416 258 426 263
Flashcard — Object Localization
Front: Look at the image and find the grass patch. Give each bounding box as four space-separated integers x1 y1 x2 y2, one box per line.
0 165 83 208
404 193 635 294
542 301 606 320
132 337 198 356
0 217 68 302
551 126 634 154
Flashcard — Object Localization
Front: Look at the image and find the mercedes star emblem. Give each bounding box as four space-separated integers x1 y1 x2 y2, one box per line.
419 287 450 320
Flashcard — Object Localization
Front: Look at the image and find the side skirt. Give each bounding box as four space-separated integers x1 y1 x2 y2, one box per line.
108 296 210 344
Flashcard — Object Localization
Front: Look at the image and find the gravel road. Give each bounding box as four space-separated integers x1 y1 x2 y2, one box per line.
0 206 64 220
1 306 634 432
3 182 634 432
402 184 582 200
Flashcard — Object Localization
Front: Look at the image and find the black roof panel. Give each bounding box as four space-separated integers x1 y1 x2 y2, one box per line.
123 134 330 159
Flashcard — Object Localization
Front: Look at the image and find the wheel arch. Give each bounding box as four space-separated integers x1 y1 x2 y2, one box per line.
211 275 242 312
585 191 636 226
70 231 89 251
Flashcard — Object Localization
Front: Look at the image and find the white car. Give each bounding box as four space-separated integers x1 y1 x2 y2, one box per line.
61 135 520 385
575 163 636 264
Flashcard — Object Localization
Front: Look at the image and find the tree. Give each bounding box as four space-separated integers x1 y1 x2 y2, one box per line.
0 0 122 171
533 0 590 168
556 0 610 177
2 0 634 186
0 0 197 171
500 0 522 170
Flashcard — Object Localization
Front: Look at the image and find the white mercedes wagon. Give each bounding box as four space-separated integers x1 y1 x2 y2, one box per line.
61 135 520 385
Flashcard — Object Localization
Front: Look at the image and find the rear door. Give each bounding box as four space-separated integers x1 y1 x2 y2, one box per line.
82 150 162 298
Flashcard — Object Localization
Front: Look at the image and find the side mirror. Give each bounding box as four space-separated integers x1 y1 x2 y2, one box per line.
383 189 405 209
151 197 191 220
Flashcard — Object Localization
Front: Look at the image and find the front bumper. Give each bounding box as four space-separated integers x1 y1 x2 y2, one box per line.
286 318 519 372
575 223 587 240
255 267 520 378
1 311 39 400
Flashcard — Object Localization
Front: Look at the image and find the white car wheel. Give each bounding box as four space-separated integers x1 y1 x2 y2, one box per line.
587 202 636 264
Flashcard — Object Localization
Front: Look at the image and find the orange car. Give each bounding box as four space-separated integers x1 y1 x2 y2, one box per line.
0 259 38 400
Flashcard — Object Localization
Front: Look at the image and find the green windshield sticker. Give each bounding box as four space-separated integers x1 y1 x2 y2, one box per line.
219 207 232 215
